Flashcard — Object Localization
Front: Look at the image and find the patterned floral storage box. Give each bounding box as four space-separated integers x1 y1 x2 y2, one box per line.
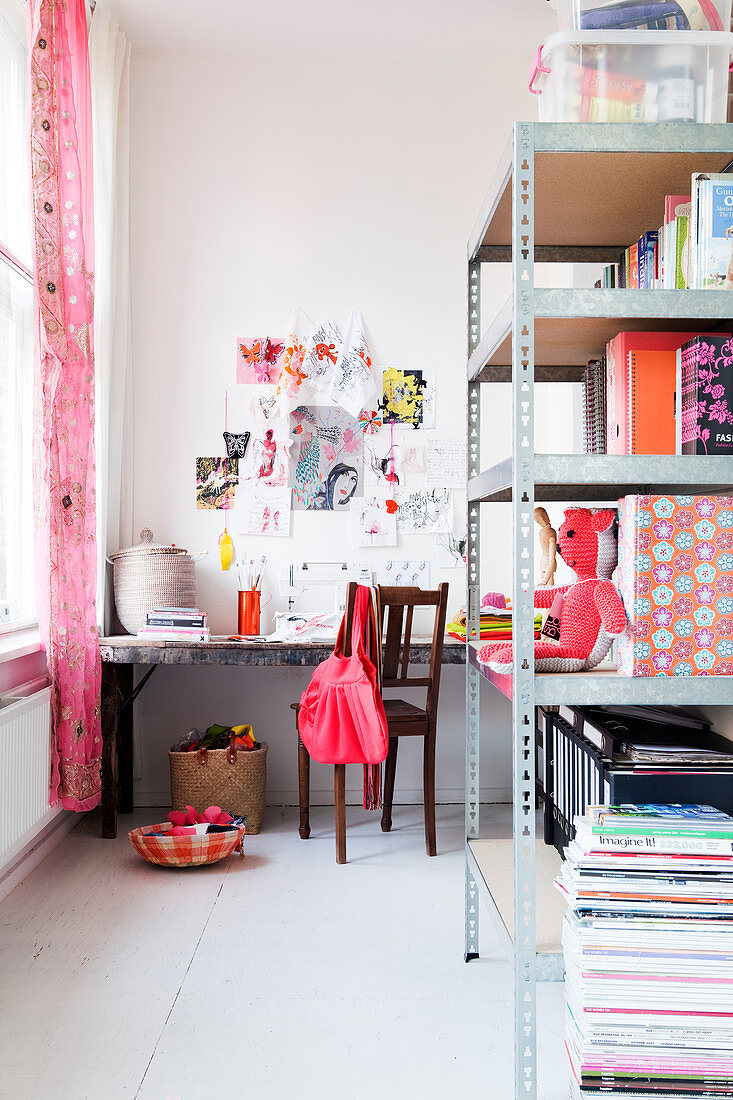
617 495 733 677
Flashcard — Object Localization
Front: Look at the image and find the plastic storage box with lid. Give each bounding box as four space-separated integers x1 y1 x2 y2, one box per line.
529 30 733 121
548 0 732 32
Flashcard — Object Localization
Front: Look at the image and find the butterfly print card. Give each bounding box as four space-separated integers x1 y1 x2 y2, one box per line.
236 336 286 384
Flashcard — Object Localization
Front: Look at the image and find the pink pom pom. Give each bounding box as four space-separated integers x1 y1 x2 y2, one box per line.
203 805 223 823
167 810 188 827
168 825 197 836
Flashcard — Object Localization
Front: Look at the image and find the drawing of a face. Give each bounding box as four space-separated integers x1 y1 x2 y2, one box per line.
327 463 358 509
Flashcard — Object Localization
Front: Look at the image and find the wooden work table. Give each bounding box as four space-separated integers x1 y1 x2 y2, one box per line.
99 635 465 838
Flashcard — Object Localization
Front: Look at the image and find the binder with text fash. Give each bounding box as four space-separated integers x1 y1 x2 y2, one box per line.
607 331 720 455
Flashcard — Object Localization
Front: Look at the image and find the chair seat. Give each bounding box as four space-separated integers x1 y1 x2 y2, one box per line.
383 698 429 735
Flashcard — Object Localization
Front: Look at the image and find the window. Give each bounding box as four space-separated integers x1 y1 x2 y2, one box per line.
0 0 35 630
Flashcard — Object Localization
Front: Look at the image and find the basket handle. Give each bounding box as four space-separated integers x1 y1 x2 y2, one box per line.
196 732 238 766
190 550 209 563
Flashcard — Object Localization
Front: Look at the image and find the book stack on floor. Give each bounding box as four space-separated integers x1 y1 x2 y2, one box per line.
136 607 210 642
556 804 733 1100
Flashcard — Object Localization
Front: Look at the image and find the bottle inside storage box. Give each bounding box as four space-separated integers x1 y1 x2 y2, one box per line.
549 0 732 33
530 30 733 121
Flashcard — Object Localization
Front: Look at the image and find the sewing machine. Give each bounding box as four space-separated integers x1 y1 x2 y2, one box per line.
278 561 373 614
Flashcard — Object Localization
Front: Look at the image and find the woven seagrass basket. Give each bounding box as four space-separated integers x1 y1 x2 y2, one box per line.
169 739 268 834
108 528 206 634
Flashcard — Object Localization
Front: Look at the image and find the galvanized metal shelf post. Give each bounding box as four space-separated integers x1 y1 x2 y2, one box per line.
465 121 733 1100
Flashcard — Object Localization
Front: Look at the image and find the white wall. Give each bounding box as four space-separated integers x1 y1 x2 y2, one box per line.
127 49 563 806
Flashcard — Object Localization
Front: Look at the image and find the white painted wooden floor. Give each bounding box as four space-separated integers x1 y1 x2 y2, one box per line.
0 805 566 1100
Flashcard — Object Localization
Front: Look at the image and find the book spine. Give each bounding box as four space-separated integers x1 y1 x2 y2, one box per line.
674 213 690 289
577 832 733 855
637 236 646 289
146 617 207 628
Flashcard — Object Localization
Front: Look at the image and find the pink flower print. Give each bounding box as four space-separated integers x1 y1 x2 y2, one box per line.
716 661 733 675
673 596 693 616
636 665 652 677
674 553 693 572
635 621 651 639
696 584 716 605
694 627 716 648
695 497 716 519
639 495 652 506
636 576 652 596
322 442 336 464
695 541 716 562
652 563 674 584
342 428 361 455
712 384 726 399
719 619 733 638
719 496 733 508
653 519 674 540
720 575 733 595
652 607 673 628
709 399 733 424
637 532 652 551
676 510 694 529
673 640 693 659
254 361 271 384
717 532 733 552
651 650 673 672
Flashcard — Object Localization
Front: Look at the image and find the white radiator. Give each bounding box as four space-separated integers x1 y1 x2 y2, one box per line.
0 683 56 867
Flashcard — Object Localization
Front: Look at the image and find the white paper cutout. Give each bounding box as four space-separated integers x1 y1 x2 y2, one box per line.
328 309 376 418
301 317 342 401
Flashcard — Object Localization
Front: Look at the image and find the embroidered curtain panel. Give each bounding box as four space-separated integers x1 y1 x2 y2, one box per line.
29 0 102 810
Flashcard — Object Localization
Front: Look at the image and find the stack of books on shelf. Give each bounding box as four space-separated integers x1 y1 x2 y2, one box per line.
595 174 733 292
556 804 733 1100
580 328 732 457
136 608 210 642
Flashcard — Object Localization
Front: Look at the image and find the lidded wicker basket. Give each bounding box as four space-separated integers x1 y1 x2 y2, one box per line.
108 528 206 635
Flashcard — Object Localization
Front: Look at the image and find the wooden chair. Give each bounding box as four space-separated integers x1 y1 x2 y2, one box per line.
294 581 449 864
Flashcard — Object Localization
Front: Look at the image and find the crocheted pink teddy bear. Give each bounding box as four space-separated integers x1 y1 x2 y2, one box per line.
479 508 627 674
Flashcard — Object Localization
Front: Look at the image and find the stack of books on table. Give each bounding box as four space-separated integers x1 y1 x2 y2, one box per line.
136 608 210 642
555 804 733 1100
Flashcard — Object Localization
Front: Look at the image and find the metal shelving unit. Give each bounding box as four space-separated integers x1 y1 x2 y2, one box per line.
464 122 733 1100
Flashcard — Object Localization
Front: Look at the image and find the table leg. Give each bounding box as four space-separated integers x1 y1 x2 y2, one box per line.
117 663 134 815
100 663 118 838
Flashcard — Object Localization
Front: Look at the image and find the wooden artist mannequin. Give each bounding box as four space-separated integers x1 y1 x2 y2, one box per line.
534 506 557 587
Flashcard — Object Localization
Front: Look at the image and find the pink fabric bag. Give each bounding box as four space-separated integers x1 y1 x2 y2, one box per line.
299 586 388 766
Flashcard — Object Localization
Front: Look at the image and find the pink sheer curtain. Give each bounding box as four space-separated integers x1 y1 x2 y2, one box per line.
29 0 101 810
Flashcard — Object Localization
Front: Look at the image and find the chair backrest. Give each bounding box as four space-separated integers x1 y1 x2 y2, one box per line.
341 583 449 722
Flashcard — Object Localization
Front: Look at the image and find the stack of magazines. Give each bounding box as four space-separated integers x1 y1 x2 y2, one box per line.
136 607 210 642
555 803 733 1099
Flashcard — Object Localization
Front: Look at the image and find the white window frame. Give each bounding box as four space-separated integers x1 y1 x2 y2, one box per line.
0 0 37 638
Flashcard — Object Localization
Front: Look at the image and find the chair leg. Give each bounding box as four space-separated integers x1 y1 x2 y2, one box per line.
423 731 437 856
297 733 311 839
380 738 398 832
334 764 346 864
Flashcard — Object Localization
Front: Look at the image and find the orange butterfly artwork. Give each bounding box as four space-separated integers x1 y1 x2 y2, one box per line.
236 336 285 384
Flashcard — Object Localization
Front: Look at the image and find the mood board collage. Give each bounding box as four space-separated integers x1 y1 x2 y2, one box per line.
193 308 467 582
